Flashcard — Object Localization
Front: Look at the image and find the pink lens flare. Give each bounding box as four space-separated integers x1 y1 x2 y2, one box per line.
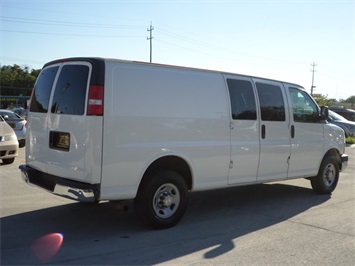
31 233 64 263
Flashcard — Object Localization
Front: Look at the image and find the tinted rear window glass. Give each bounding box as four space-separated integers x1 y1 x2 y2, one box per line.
51 65 89 115
227 79 257 120
30 67 59 113
256 82 285 121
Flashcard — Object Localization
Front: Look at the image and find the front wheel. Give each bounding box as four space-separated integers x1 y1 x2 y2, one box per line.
134 170 189 229
310 156 339 194
19 139 25 148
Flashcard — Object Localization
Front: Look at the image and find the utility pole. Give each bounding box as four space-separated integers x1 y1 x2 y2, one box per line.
310 62 317 96
147 22 154 63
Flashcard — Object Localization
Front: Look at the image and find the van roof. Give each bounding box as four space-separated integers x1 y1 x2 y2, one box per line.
44 57 305 89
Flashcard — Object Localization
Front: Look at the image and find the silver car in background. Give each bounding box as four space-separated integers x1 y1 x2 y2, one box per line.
0 109 27 148
328 110 355 137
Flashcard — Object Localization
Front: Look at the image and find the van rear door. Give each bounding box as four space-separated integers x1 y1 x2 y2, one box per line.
27 59 104 185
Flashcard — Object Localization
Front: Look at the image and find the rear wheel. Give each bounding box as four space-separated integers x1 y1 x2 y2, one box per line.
311 156 339 194
134 170 189 229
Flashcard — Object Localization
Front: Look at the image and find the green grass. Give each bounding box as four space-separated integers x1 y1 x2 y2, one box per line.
346 136 355 145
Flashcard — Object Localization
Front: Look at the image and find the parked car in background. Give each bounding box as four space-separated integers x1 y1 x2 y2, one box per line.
328 110 355 137
329 106 355 122
0 109 26 147
20 109 29 120
0 115 19 164
8 106 25 116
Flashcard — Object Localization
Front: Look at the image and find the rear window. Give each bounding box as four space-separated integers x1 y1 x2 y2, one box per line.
227 78 257 120
30 67 59 113
51 65 89 115
256 82 286 121
0 111 20 119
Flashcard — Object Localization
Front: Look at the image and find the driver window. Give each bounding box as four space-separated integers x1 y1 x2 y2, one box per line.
289 87 318 122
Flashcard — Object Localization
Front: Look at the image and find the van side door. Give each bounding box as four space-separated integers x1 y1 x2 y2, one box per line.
254 79 291 181
286 85 324 177
225 75 260 184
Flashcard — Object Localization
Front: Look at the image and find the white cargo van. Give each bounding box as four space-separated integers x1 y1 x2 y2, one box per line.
20 58 348 229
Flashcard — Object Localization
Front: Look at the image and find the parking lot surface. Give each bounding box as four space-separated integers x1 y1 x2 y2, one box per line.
1 147 354 265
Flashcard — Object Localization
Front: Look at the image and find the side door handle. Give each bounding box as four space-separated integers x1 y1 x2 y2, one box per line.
261 124 266 139
291 125 295 138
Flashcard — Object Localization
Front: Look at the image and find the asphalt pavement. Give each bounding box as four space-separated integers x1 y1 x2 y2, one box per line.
1 146 354 265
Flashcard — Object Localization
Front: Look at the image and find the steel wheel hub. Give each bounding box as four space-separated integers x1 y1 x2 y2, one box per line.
323 163 336 187
153 183 180 219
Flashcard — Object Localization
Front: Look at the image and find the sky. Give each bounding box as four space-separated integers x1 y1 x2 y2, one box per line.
1 0 354 100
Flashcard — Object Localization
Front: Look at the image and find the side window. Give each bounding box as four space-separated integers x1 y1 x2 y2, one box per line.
51 65 89 115
289 87 318 122
227 79 257 120
30 67 59 113
256 82 285 121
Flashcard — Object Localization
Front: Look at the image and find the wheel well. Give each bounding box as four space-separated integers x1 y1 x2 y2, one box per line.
142 156 193 190
324 148 342 170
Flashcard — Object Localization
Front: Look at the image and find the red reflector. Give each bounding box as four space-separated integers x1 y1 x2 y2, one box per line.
87 85 103 116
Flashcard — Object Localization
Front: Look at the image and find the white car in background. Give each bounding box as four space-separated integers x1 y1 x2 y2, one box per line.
0 109 27 148
0 115 19 164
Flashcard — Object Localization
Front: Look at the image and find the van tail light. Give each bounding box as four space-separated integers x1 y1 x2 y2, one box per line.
87 85 104 116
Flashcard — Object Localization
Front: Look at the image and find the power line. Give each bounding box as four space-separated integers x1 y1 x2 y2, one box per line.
155 26 310 66
1 16 146 30
1 56 45 66
1 29 144 38
155 27 225 51
1 15 147 38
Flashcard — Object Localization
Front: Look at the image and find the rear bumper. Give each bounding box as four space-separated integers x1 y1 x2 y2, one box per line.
341 154 348 172
19 165 100 202
14 130 26 140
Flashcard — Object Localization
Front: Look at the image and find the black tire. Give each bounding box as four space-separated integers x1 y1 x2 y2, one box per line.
2 158 15 164
311 156 339 194
134 170 189 229
19 139 25 148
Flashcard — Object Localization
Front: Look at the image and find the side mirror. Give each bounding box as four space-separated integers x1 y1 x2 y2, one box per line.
320 106 329 120
3 115 9 120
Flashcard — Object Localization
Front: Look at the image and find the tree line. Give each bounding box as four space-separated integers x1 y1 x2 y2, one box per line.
1 64 40 90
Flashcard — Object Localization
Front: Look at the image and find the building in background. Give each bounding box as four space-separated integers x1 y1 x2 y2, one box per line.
0 86 31 109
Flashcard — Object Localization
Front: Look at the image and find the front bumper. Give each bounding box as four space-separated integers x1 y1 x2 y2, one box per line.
19 165 100 202
0 143 18 159
341 154 348 172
